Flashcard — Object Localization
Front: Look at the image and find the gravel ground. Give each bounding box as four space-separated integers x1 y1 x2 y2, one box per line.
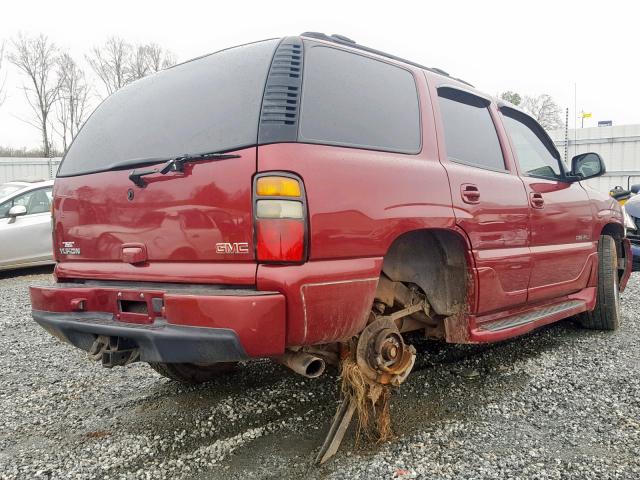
1 267 640 479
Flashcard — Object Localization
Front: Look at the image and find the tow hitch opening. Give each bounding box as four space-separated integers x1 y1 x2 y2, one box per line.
88 335 140 368
118 299 148 315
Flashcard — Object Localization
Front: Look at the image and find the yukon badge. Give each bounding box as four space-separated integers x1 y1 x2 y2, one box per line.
59 241 81 255
216 242 249 254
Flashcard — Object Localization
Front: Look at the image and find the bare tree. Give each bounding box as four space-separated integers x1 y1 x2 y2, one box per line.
521 94 564 130
55 53 90 151
128 45 150 81
86 37 131 96
9 34 61 157
87 38 176 97
144 43 176 72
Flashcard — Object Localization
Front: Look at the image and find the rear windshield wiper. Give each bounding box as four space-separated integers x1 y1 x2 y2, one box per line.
128 151 240 187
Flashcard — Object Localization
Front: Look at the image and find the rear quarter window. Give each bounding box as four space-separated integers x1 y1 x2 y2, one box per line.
299 45 421 154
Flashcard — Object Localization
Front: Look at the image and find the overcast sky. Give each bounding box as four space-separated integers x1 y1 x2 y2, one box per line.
0 0 637 149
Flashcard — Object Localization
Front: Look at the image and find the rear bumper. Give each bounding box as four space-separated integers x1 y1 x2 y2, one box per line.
34 257 384 358
33 310 248 363
30 283 286 360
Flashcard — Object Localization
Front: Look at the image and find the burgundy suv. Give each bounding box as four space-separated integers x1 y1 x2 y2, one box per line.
32 33 630 391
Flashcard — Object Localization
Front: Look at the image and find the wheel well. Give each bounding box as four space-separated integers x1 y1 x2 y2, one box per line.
601 222 625 261
380 229 468 316
601 222 624 241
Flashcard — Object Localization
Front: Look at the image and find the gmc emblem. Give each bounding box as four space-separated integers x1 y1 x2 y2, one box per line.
216 242 249 254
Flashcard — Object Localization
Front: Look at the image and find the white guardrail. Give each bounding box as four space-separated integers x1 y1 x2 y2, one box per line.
0 158 62 183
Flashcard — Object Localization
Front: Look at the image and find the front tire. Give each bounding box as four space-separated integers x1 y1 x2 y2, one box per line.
579 235 621 330
149 362 237 384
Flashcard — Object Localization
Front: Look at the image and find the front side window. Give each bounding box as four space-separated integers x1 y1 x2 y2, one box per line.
0 187 52 218
501 109 562 180
437 88 506 171
299 45 421 153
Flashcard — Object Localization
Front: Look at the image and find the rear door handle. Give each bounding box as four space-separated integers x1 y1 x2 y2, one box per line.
461 184 480 204
530 192 544 208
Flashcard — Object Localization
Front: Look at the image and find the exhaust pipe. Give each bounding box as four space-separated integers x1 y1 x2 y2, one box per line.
279 351 326 378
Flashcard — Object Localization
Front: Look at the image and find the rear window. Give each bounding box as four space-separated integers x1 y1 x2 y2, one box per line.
299 45 421 154
58 39 279 177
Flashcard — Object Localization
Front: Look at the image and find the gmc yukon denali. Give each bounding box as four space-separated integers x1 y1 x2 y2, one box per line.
30 32 632 461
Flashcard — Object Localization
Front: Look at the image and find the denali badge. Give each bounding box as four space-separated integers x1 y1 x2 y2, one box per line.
216 242 249 254
59 241 81 255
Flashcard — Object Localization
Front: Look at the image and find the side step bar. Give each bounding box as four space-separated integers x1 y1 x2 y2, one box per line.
478 300 584 332
470 299 588 343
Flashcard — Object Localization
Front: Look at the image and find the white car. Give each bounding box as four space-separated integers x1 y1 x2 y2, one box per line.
0 179 55 271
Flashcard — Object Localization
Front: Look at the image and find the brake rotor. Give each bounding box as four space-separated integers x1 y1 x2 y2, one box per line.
355 316 416 386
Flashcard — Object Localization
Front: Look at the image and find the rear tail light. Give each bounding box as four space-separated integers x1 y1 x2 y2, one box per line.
256 176 301 197
254 173 307 263
256 200 304 219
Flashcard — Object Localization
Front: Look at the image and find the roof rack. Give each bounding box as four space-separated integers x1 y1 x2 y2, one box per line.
299 32 473 87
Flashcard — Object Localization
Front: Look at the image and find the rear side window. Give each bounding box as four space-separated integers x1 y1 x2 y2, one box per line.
58 39 279 177
299 46 421 153
501 109 562 180
437 88 506 171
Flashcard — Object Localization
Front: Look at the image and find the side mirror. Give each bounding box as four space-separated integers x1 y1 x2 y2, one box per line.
570 152 606 180
630 184 640 194
8 205 27 218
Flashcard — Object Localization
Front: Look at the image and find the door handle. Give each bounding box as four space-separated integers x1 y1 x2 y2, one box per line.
461 184 480 204
530 192 545 208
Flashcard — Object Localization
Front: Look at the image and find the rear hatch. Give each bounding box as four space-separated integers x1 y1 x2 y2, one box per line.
53 39 280 282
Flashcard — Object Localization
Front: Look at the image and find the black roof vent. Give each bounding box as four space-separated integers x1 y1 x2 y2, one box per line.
258 37 304 144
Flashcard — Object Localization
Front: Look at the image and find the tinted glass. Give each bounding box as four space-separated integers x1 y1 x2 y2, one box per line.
501 111 561 179
299 45 421 153
437 89 505 171
58 39 279 177
0 199 10 218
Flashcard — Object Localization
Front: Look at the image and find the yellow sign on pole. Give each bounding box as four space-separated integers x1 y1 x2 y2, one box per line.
582 112 592 118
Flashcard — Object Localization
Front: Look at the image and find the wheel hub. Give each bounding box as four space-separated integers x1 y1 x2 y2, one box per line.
356 317 416 386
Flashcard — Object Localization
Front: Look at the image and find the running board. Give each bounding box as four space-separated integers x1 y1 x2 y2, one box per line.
467 298 589 343
477 300 584 333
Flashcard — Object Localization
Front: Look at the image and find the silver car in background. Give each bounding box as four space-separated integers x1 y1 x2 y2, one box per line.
0 179 55 271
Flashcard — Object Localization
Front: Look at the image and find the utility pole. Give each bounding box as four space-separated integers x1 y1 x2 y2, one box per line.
574 83 577 158
564 108 569 162
48 141 53 179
